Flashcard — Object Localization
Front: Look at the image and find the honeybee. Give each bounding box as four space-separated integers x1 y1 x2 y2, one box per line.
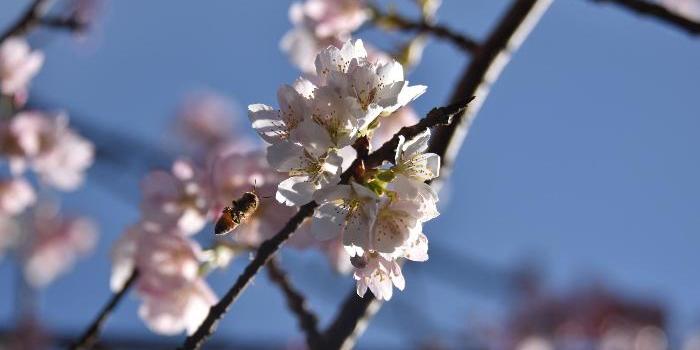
214 191 260 236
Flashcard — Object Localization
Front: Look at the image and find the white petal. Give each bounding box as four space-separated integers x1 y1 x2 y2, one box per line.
248 104 285 144
266 142 305 172
310 202 345 240
276 176 315 206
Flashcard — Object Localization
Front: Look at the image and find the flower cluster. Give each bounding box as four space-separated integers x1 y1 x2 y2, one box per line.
0 36 97 289
250 39 439 300
0 38 95 218
111 93 353 334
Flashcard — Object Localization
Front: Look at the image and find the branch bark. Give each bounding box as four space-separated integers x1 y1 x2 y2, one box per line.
0 0 50 42
266 258 323 348
321 1 553 349
70 269 139 350
592 0 700 36
0 0 86 42
179 98 473 350
373 8 480 54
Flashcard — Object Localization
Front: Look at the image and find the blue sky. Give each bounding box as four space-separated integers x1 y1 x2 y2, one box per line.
1 0 699 348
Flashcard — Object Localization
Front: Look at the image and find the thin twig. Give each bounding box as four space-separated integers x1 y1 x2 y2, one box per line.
321 1 553 349
373 8 480 54
0 0 85 42
70 269 139 350
179 98 473 350
592 0 700 36
266 258 323 349
0 0 50 42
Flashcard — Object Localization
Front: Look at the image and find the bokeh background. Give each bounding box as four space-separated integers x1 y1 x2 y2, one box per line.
0 0 699 348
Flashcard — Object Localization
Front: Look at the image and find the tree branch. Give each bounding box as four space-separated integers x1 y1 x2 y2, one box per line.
70 269 139 350
321 1 553 349
0 0 85 42
592 0 700 36
0 0 50 42
373 8 480 54
266 258 323 349
179 98 473 350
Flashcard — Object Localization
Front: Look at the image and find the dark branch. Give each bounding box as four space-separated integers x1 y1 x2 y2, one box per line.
0 0 85 42
0 0 50 42
321 0 554 348
373 8 480 54
179 97 472 350
592 0 700 36
266 258 322 349
70 269 139 350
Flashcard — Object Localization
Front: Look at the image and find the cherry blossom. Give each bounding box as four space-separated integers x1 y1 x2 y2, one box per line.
110 223 218 335
267 141 344 206
0 177 35 216
314 40 427 118
353 253 405 301
0 111 94 190
138 278 217 336
175 92 251 155
248 79 315 145
371 107 419 150
141 159 211 235
23 213 97 288
0 37 44 96
311 181 380 245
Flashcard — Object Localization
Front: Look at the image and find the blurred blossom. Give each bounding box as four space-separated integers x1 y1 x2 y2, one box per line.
68 0 105 28
139 278 217 336
175 92 251 156
281 0 370 73
23 212 98 288
661 0 700 20
0 111 94 190
110 223 217 335
371 107 420 150
291 0 369 39
475 282 668 350
0 37 44 97
0 177 36 216
141 159 212 235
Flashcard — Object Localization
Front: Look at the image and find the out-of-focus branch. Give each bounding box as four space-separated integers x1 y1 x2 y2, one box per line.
0 0 51 42
266 258 322 348
180 98 473 350
592 0 700 36
70 269 139 350
322 1 553 349
428 0 553 186
372 7 480 54
0 0 86 42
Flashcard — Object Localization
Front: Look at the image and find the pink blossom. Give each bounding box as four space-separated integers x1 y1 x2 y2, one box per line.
24 213 98 288
0 111 94 190
141 159 212 235
138 278 217 335
111 223 217 335
134 229 204 295
175 92 252 155
0 37 44 96
353 253 405 301
0 177 35 216
371 107 419 150
290 0 369 39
